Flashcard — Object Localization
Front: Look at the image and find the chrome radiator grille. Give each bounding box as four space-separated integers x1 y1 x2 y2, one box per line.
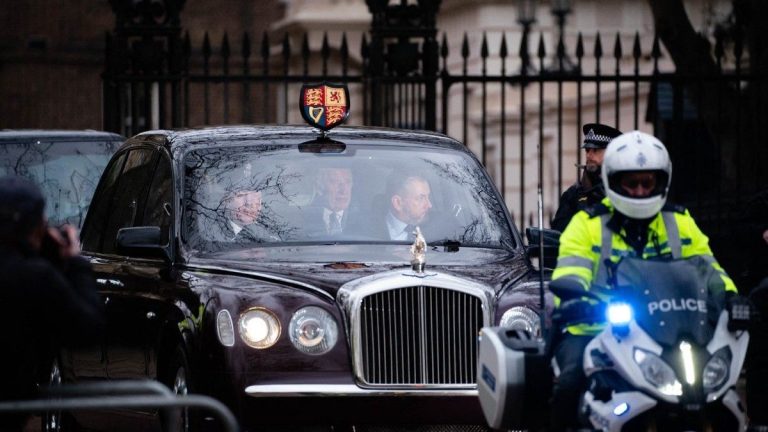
358 286 484 386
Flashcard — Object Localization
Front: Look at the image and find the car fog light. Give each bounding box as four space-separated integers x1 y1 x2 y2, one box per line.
499 306 541 337
239 308 280 349
289 306 338 355
216 310 235 347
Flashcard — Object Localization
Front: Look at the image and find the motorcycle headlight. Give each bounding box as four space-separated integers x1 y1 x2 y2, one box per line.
289 306 338 355
239 307 281 349
703 347 732 392
499 306 541 337
633 348 682 396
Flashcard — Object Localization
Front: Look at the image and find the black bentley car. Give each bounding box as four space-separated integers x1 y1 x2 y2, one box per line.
63 119 553 430
0 130 123 228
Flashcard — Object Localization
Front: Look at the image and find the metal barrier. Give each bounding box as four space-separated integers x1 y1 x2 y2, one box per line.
0 380 240 432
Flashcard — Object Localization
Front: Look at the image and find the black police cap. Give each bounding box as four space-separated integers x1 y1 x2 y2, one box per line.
582 123 623 149
0 175 45 230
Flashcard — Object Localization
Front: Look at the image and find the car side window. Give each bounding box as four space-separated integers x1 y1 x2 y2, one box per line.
81 152 127 253
142 155 173 246
100 148 158 255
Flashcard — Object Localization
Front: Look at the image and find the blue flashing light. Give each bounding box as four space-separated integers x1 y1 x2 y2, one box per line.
613 402 630 416
607 302 633 326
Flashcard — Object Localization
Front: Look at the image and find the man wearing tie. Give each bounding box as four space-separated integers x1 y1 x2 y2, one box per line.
221 189 265 241
384 175 433 241
304 167 355 237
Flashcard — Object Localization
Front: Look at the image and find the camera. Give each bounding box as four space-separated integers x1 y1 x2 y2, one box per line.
40 225 70 264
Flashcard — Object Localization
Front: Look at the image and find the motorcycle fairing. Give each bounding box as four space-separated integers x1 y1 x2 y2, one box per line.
705 311 749 403
609 256 727 348
722 388 747 431
584 390 656 432
583 320 680 404
583 311 748 430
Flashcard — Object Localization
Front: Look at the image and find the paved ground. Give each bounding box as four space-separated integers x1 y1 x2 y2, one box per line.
19 376 752 431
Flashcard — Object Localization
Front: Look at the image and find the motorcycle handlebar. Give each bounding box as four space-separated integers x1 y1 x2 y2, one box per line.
552 299 605 327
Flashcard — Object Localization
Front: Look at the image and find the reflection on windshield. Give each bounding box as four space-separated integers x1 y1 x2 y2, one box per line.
183 143 514 253
0 140 120 227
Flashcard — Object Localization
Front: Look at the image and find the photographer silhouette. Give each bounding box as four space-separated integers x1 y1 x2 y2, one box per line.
0 175 104 430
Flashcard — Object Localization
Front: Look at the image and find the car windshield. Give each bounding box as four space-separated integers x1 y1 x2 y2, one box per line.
0 139 120 227
182 142 515 253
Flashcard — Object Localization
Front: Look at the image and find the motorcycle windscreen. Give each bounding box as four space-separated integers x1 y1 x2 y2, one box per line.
611 256 727 348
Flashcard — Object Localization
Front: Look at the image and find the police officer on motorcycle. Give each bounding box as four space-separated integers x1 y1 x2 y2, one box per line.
549 131 737 431
550 123 623 233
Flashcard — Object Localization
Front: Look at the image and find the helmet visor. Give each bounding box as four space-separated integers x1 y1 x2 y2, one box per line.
608 170 669 198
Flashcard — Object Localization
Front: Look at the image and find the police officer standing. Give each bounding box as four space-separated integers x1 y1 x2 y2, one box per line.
548 131 737 431
0 176 103 430
550 123 623 232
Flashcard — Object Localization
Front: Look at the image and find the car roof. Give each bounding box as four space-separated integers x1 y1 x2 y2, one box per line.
121 125 471 155
0 129 125 143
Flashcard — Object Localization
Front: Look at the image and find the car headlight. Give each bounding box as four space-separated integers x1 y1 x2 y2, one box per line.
633 348 682 396
239 308 281 349
703 347 732 392
289 306 338 355
499 306 540 337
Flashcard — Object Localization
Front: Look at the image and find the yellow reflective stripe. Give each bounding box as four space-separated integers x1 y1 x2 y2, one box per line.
552 265 592 286
600 214 612 264
662 211 682 258
557 256 594 270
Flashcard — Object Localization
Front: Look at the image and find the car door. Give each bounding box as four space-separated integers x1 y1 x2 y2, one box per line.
84 146 160 379
131 153 176 381
62 151 130 383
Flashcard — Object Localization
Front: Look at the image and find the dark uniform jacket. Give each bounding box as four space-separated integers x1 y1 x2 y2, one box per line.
0 245 104 405
551 170 605 233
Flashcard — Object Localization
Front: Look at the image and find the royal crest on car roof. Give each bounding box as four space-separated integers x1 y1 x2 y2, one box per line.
300 83 350 132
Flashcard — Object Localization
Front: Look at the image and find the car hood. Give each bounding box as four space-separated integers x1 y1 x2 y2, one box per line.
184 244 530 297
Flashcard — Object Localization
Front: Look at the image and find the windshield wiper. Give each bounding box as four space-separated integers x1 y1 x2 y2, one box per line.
430 239 461 252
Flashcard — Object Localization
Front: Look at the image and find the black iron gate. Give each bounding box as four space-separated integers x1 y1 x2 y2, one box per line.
103 0 768 288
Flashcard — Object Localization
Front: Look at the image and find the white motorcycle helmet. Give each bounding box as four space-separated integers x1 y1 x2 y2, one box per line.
601 131 672 219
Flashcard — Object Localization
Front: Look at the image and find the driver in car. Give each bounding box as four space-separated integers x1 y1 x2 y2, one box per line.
381 174 433 241
548 131 737 431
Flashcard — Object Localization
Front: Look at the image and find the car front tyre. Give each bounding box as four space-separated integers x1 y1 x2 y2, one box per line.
162 345 198 432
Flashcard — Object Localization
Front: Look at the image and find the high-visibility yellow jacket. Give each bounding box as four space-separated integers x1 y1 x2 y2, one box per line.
552 198 737 335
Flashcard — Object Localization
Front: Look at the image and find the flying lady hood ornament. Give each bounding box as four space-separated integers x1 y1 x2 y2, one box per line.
300 83 350 134
410 226 427 273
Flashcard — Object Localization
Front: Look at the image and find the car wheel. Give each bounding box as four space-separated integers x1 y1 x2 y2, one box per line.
42 358 78 432
162 345 197 432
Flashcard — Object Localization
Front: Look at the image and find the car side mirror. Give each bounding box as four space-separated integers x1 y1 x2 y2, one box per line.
116 226 171 263
525 227 560 270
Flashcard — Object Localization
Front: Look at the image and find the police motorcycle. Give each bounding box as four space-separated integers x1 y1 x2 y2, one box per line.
478 255 752 431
